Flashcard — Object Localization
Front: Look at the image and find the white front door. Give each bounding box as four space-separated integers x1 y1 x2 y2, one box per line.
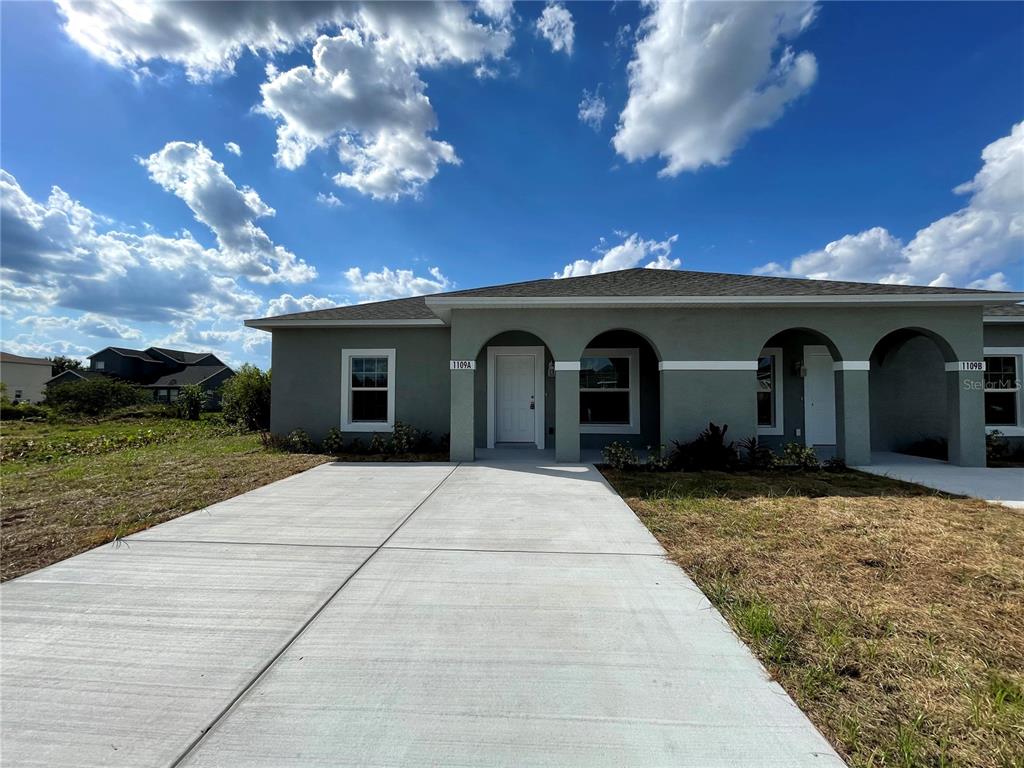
804 345 837 446
495 354 536 443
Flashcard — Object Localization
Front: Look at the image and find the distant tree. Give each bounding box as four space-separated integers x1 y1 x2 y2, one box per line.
220 365 271 431
45 378 145 417
49 355 84 376
175 384 207 420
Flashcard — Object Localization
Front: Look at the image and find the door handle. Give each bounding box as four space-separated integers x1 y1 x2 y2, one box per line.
529 397 535 410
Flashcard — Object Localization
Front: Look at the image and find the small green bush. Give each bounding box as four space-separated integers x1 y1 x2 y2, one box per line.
322 427 346 455
603 441 639 470
738 436 777 470
389 422 420 454
644 445 671 471
780 442 821 470
175 384 207 420
670 422 737 471
0 401 48 420
221 365 271 431
368 433 388 454
45 378 146 417
284 428 314 453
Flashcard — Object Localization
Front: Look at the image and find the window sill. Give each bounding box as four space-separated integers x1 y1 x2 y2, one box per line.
986 425 1024 437
580 424 640 435
757 426 783 437
342 422 395 433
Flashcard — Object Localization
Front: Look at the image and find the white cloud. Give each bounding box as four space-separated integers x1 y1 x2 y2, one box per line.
1 337 94 361
140 141 315 283
316 191 344 208
224 141 242 156
344 265 452 301
555 232 681 278
578 87 607 131
756 122 1024 289
536 3 574 55
259 28 469 200
613 1 818 176
477 0 514 24
18 312 143 340
265 293 339 316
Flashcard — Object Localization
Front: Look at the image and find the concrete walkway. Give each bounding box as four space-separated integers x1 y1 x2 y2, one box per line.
857 451 1024 508
1 461 844 767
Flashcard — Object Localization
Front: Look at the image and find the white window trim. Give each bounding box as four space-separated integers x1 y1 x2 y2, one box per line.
486 346 545 449
983 347 1023 436
579 347 640 435
93 360 105 370
341 348 396 432
756 347 784 436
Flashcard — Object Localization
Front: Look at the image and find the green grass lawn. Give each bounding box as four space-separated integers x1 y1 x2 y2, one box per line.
603 467 1024 768
1 414 329 580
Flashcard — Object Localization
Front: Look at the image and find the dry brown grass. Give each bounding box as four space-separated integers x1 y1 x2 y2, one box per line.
604 468 1024 768
1 423 328 581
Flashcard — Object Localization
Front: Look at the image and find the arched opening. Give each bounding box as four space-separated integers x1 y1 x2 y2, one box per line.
756 328 842 457
578 330 661 453
870 328 953 460
474 331 553 450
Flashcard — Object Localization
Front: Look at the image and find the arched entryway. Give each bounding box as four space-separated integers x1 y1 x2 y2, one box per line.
870 328 954 460
577 330 661 453
756 328 843 457
474 331 554 450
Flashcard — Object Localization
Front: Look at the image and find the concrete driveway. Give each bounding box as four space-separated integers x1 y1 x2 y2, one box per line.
857 451 1024 508
1 461 844 767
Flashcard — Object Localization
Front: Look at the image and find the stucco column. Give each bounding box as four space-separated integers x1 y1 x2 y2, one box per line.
660 367 757 449
835 366 871 466
449 368 475 462
554 364 580 462
947 367 986 467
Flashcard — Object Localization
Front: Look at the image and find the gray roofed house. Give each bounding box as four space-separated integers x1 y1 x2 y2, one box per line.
246 267 1024 466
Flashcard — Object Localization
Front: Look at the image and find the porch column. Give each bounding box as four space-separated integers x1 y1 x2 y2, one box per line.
834 364 871 466
554 362 580 462
947 365 986 467
449 365 475 462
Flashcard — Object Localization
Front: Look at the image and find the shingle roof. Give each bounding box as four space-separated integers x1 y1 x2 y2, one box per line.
984 303 1024 317
144 365 232 387
249 268 1001 323
146 347 217 365
95 346 162 362
45 369 109 384
0 351 52 366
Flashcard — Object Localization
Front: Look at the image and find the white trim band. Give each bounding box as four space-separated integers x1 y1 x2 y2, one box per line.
554 361 581 371
659 361 758 371
833 361 870 371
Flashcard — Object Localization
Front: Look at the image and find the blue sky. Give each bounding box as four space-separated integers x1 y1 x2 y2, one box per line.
2 1 1022 367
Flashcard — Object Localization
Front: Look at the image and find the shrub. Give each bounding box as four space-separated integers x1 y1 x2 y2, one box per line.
369 433 388 454
602 441 639 470
738 436 776 470
823 456 847 471
322 427 346 455
175 384 207 420
986 430 1009 462
644 445 671 472
389 421 420 454
0 401 48 421
284 428 314 453
780 442 821 470
670 422 736 471
221 365 271 431
45 378 146 417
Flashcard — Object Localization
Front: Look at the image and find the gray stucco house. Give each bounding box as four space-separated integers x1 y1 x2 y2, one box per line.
246 269 1024 466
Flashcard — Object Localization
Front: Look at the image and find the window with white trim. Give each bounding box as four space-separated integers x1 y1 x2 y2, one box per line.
579 348 639 434
342 349 396 431
756 348 783 435
984 354 1020 427
93 360 105 370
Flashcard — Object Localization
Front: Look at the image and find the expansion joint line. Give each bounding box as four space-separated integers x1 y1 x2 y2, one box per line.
166 463 462 768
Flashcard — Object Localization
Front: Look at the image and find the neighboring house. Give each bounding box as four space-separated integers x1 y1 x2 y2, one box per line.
0 352 53 403
245 268 1024 467
143 365 235 405
47 346 233 404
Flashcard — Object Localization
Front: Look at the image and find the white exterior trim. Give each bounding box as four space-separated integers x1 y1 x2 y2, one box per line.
486 346 545 450
984 316 1024 323
659 360 758 371
756 347 784 437
425 292 1024 313
553 361 581 371
340 348 396 432
246 318 445 330
579 348 640 435
833 361 870 371
983 346 1023 433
